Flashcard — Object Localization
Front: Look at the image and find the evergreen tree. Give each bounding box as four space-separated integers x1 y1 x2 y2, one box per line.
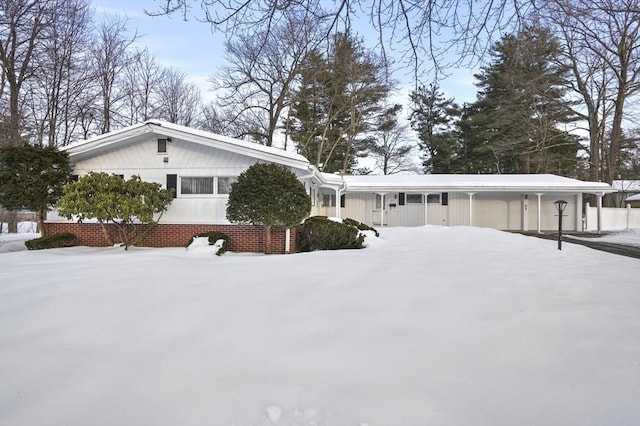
410 83 461 173
455 102 503 174
469 26 579 175
58 172 174 249
0 145 72 235
226 163 311 254
287 33 390 173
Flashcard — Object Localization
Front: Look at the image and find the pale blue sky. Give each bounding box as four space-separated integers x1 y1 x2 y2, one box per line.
92 0 479 107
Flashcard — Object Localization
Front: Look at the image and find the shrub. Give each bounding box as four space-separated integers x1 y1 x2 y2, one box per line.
226 163 310 254
342 217 380 237
297 216 365 251
58 172 173 250
186 231 229 255
25 232 77 250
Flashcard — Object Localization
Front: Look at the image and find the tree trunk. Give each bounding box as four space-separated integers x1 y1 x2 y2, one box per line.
37 210 47 237
264 225 272 254
6 210 18 234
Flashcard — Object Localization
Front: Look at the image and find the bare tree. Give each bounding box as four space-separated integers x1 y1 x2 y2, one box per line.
537 0 640 184
24 0 93 147
213 10 325 146
369 104 418 174
155 67 201 126
0 0 53 147
147 0 533 78
122 49 162 125
91 15 137 134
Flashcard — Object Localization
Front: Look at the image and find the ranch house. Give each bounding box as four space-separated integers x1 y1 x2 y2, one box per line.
46 121 615 252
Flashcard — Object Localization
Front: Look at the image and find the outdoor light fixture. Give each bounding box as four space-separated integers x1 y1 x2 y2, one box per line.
554 199 568 250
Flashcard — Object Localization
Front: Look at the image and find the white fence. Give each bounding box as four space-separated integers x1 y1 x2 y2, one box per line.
584 204 640 231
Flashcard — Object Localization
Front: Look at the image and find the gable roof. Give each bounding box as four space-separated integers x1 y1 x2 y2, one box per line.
62 120 312 171
343 174 614 194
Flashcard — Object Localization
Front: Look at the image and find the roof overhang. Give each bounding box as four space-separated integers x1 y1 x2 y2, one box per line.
342 174 615 194
63 120 312 172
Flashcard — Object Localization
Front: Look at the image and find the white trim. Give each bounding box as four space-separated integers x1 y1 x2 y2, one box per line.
467 192 475 226
535 193 544 233
64 121 311 172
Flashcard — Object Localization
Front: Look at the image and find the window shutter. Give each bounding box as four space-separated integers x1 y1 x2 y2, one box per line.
167 174 177 198
442 192 449 206
340 194 346 207
398 192 405 206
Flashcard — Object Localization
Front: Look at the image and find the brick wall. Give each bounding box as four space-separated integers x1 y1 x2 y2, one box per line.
44 222 298 254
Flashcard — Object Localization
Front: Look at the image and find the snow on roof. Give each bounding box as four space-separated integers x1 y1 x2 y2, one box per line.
626 193 640 202
611 180 640 192
343 174 614 193
63 120 311 168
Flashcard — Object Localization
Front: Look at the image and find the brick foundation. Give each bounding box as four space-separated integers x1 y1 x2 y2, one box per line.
44 222 298 254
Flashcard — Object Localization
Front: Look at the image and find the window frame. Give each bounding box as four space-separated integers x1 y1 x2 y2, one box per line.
426 194 441 204
322 193 336 207
180 176 214 195
406 194 423 204
216 176 236 195
157 138 167 154
179 176 238 196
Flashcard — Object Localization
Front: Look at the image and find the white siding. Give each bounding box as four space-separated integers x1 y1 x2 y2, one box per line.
74 136 256 177
338 190 581 231
69 135 271 224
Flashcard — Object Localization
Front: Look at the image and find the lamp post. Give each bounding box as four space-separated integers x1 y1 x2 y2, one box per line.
554 199 568 250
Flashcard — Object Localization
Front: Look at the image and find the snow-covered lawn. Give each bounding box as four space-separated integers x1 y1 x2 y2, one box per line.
0 226 638 426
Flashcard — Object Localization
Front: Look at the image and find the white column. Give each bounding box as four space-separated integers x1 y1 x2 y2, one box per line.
575 193 583 232
285 228 291 254
423 193 431 226
335 187 341 219
597 192 603 234
467 192 475 226
535 193 544 233
521 194 529 232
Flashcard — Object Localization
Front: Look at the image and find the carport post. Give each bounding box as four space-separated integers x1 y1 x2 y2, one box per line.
423 192 432 226
597 193 603 234
467 193 475 226
535 193 544 233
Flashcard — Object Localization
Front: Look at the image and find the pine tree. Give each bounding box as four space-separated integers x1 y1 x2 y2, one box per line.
0 145 72 235
410 83 461 173
469 26 579 175
287 33 390 173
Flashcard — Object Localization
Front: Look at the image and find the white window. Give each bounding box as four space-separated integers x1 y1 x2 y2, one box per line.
427 194 441 204
181 177 213 194
323 193 336 207
217 177 236 194
407 194 423 203
180 176 237 195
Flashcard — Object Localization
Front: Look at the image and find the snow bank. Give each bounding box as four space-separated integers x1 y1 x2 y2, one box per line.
571 228 640 247
0 226 638 426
